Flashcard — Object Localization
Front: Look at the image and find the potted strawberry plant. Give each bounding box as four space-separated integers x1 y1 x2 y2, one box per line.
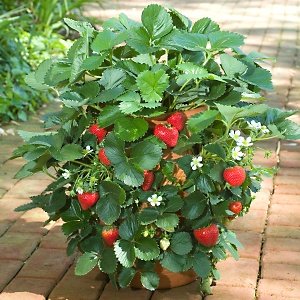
13 4 300 295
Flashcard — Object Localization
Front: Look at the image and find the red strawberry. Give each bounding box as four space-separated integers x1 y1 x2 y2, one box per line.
223 166 246 187
77 192 99 210
154 124 179 147
167 112 186 131
193 224 219 247
102 227 119 247
229 201 243 214
98 148 111 166
89 124 107 142
142 170 155 191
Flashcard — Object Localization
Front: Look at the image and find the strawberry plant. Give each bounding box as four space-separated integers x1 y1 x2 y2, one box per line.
13 4 300 294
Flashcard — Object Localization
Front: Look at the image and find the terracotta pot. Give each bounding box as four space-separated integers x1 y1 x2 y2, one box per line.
131 263 198 289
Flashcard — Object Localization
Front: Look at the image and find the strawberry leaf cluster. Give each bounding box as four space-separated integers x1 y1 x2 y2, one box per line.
13 4 300 294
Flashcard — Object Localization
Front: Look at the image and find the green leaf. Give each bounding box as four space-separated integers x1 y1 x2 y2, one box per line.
14 202 38 212
168 8 192 30
62 221 84 235
196 175 215 193
208 162 226 183
209 31 245 49
161 252 187 272
171 232 193 255
277 119 300 140
118 267 137 288
140 271 159 291
220 54 247 77
164 195 184 213
48 188 67 213
91 30 126 52
115 162 144 187
64 18 94 37
91 87 124 103
141 4 173 40
80 236 103 253
115 117 149 142
99 68 126 90
135 238 160 261
50 144 83 161
181 191 206 220
137 70 169 103
192 17 220 34
98 105 123 127
81 54 108 71
99 181 126 204
187 110 219 134
241 67 273 90
119 214 140 241
139 208 160 225
104 133 126 165
75 252 98 276
114 239 136 267
99 248 117 274
126 27 152 54
215 103 242 124
156 213 179 232
130 140 162 170
192 252 211 278
236 104 269 119
96 197 120 225
204 143 226 160
176 62 209 85
118 91 142 114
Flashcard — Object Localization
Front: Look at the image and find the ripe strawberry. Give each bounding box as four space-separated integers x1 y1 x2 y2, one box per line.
89 124 107 142
229 201 243 214
98 148 111 166
154 124 179 147
77 192 99 210
193 224 219 247
223 166 246 187
167 112 186 131
102 227 119 247
142 170 155 191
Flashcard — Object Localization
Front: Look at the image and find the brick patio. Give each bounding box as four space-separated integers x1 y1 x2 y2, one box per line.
0 0 299 299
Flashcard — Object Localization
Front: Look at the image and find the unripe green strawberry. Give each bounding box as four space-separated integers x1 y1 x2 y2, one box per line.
160 238 170 251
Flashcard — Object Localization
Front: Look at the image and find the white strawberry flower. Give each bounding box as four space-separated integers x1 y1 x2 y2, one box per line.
232 146 244 160
62 169 71 179
148 194 163 207
261 125 270 134
229 130 241 141
247 120 262 130
76 187 84 194
190 156 203 171
237 136 253 147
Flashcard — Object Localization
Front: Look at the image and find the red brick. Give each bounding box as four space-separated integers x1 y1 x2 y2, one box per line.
0 292 45 300
152 281 201 300
257 295 299 300
40 227 67 250
264 237 300 253
263 250 300 265
4 277 56 297
0 232 41 261
250 191 270 210
268 206 300 227
277 168 300 176
265 225 300 239
0 221 12 237
260 177 274 192
271 194 300 205
275 175 300 185
206 286 255 300
274 184 300 195
262 262 300 281
99 282 151 300
235 231 262 260
216 258 259 288
49 266 107 300
17 248 74 280
0 260 23 291
0 198 28 221
228 209 267 233
257 279 300 299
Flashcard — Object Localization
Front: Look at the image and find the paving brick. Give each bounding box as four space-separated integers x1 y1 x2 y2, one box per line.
99 282 151 300
216 258 259 288
228 209 267 233
264 237 300 253
273 184 300 195
40 226 67 249
0 220 12 237
250 190 270 210
275 175 300 185
0 292 45 300
263 250 300 266
262 262 300 281
257 279 300 299
151 281 201 300
277 168 300 176
235 231 262 260
268 204 300 226
206 286 255 300
271 194 300 205
0 260 23 291
0 188 7 197
17 248 74 280
49 266 107 300
0 198 28 221
265 225 300 239
4 277 56 297
0 232 41 261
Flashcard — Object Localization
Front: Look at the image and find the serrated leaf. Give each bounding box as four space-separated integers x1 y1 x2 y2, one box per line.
96 197 120 225
118 267 136 288
139 208 160 225
99 248 117 273
171 232 193 255
277 119 300 139
187 110 219 134
81 53 108 70
75 252 98 276
204 143 226 160
169 8 192 30
140 271 159 291
141 4 173 40
164 195 184 213
98 105 123 127
119 214 140 241
191 17 220 34
64 18 94 37
114 239 136 267
126 27 153 54
99 181 126 204
115 117 149 142
192 252 211 278
14 202 38 212
176 62 209 85
241 67 273 90
209 31 245 49
220 54 247 77
135 238 160 261
215 103 242 124
137 70 169 103
161 252 187 272
51 144 83 161
99 68 126 90
156 213 179 231
117 91 142 114
181 191 206 220
91 30 126 52
115 162 144 187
